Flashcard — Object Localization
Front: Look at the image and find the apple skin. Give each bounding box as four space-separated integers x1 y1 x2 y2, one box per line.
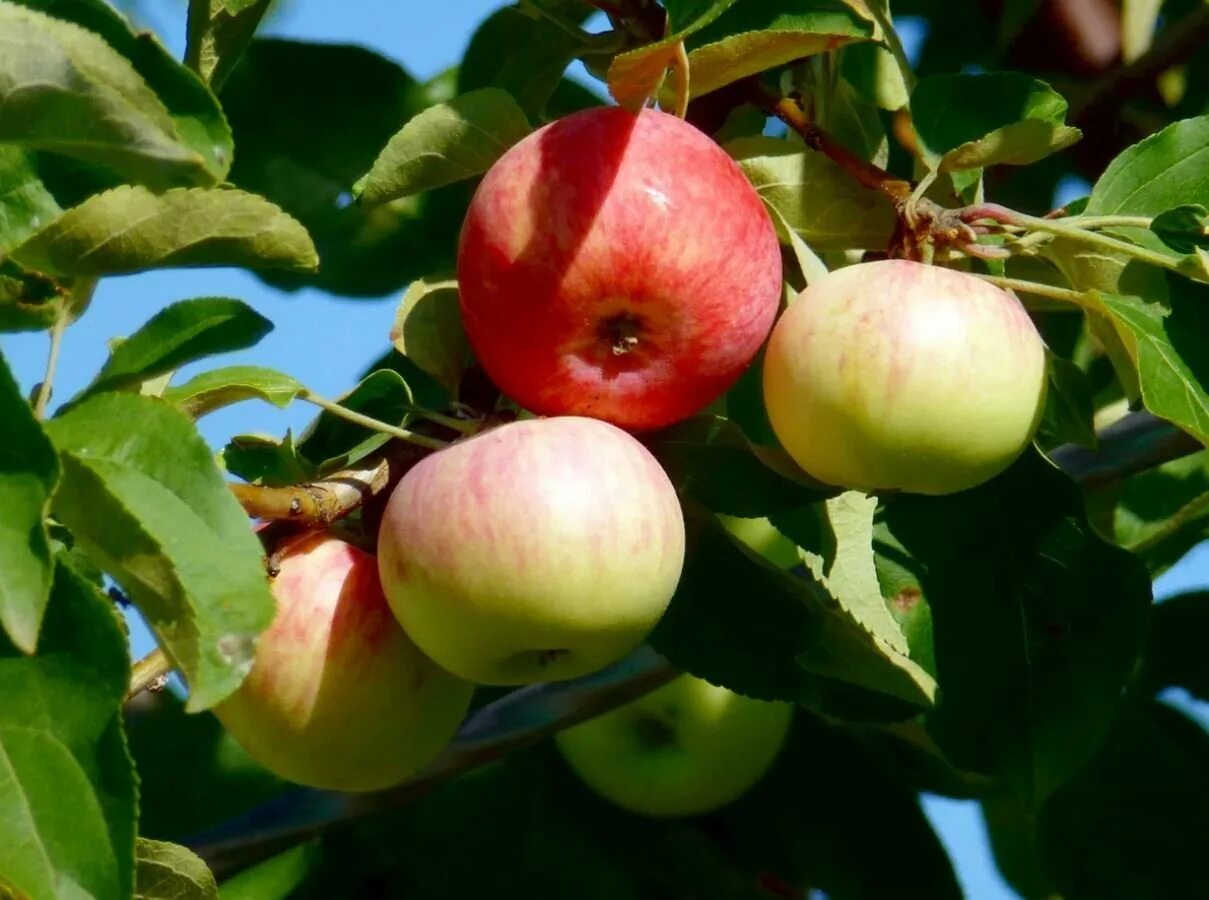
377 416 686 685
457 106 782 431
554 674 792 817
763 259 1048 495
214 533 474 792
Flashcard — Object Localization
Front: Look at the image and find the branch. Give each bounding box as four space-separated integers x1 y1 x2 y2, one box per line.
127 648 172 701
229 457 395 526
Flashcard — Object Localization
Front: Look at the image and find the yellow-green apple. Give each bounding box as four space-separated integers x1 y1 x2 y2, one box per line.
718 514 800 569
377 416 685 685
214 533 473 791
457 106 782 431
554 674 792 817
763 259 1047 495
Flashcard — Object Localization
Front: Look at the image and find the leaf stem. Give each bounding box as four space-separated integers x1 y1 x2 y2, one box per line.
975 274 1092 307
299 391 450 451
127 648 173 701
34 303 68 419
1064 215 1154 230
670 40 690 119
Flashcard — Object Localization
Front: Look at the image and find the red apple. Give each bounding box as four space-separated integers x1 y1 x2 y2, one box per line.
457 106 782 430
762 259 1048 495
377 416 686 685
214 533 474 791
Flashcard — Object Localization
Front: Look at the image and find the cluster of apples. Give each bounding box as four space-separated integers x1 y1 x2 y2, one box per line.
215 106 1047 810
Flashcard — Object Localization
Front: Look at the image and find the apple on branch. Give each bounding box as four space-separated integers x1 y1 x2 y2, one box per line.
214 533 474 792
555 674 793 817
763 259 1048 495
458 106 783 431
377 415 686 685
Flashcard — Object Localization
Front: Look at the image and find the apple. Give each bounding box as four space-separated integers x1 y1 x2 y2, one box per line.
762 259 1047 495
554 674 792 817
214 533 473 792
718 514 800 569
457 106 782 431
377 416 686 685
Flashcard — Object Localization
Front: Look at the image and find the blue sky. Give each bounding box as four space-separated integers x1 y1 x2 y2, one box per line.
2 4 1206 897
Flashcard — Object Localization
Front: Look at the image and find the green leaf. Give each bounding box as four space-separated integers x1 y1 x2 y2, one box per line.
221 40 466 297
911 73 1080 173
356 88 531 205
296 369 418 472
606 0 740 110
0 261 65 333
728 136 896 251
1086 115 1209 219
840 40 909 111
0 352 59 654
0 1 225 188
1150 203 1209 254
11 186 318 278
644 416 830 517
221 431 313 488
1036 353 1096 450
1137 591 1209 702
162 366 303 420
725 131 899 249
1096 290 1209 445
458 3 594 119
0 560 136 900
1111 453 1209 577
980 794 1057 900
390 275 472 397
45 393 275 711
675 1 873 100
213 842 319 900
828 76 889 166
184 0 272 90
650 505 933 718
73 298 272 402
135 839 217 900
0 147 62 255
1039 701 1209 899
881 452 1152 807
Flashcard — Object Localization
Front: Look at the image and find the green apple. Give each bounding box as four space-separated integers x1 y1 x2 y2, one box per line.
554 674 793 817
214 533 474 791
763 259 1047 495
377 416 686 685
718 514 800 568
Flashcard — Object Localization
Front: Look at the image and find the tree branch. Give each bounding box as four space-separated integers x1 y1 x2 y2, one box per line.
229 458 395 527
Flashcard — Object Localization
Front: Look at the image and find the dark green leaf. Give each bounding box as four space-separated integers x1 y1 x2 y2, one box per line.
881 451 1152 807
213 842 319 900
0 352 59 653
221 40 465 297
644 415 830 516
0 260 65 333
1039 701 1209 899
0 1 225 188
296 369 418 472
1086 114 1209 220
650 505 932 718
221 431 313 488
162 366 303 419
134 838 217 900
0 560 135 900
677 1 873 100
980 794 1057 900
45 393 275 711
1037 353 1097 450
728 136 896 251
911 73 1080 174
0 146 62 254
73 298 272 402
1150 203 1209 254
184 0 272 90
11 186 318 278
1096 289 1209 445
1137 590 1209 702
1111 452 1209 576
355 88 531 205
872 515 938 679
389 275 473 397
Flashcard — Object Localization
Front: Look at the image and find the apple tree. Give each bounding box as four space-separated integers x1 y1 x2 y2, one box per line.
2 0 1209 897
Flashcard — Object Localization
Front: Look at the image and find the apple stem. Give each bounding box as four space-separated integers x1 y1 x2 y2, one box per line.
975 274 1092 308
127 647 173 702
416 410 482 435
670 40 690 119
299 391 450 451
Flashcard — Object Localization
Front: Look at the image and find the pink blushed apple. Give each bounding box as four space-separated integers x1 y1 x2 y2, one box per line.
457 106 782 431
763 260 1048 495
214 533 473 791
377 416 686 685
